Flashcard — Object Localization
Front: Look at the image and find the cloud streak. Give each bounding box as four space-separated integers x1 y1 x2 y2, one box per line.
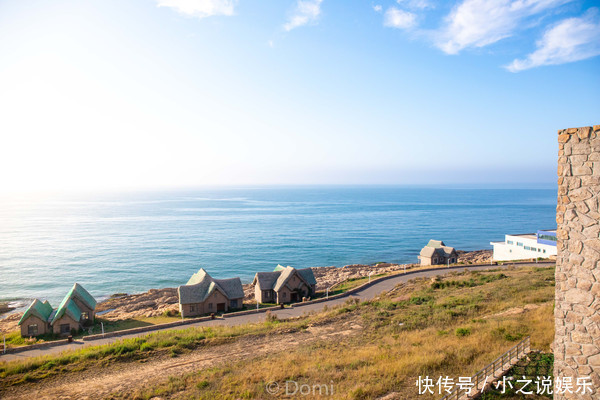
284 0 324 31
436 0 572 54
506 8 600 72
156 0 235 19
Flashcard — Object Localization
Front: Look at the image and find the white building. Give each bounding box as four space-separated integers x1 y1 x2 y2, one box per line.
490 230 557 261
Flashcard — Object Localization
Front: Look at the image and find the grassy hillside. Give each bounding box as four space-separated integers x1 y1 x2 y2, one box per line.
0 266 555 399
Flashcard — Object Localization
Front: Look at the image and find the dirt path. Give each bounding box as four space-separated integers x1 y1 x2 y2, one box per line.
1 319 364 400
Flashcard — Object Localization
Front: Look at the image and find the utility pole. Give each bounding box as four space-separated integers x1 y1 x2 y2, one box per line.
101 322 104 337
3 335 5 354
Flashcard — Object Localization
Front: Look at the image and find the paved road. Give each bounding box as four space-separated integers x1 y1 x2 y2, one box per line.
0 262 553 363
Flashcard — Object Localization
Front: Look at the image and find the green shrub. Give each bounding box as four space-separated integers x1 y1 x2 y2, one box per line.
409 295 432 305
140 342 154 352
455 327 471 337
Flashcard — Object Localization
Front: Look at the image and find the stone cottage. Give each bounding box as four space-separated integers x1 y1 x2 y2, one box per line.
253 265 317 304
418 240 457 266
178 268 245 317
18 283 97 337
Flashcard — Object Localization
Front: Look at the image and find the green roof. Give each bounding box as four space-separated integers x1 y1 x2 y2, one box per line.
427 240 445 248
18 299 53 325
50 283 96 325
186 268 208 285
273 264 286 272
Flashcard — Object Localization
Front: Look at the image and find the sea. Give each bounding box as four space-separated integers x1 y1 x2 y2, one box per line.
0 186 557 310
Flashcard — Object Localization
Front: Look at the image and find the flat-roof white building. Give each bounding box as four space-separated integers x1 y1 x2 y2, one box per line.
490 230 557 262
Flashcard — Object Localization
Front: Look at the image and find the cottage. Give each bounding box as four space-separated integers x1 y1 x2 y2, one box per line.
178 269 245 317
418 240 457 266
18 299 53 337
50 283 97 335
253 265 317 304
18 283 97 337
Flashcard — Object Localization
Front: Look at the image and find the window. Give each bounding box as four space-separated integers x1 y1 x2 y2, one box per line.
208 303 213 310
283 292 287 299
81 312 89 320
27 324 38 336
538 234 557 242
524 246 531 250
543 249 546 253
507 240 514 245
190 304 196 312
262 290 271 299
60 324 71 334
530 247 536 252
538 249 541 252
517 242 523 246
230 299 238 308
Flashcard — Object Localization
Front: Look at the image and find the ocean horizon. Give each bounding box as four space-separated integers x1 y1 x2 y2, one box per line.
0 185 557 309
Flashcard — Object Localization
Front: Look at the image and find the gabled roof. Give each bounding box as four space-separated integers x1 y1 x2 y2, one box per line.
420 242 456 258
420 246 436 257
18 299 53 326
253 271 281 290
441 246 456 256
186 268 209 285
254 266 316 292
273 264 286 272
420 239 457 258
427 240 445 248
179 279 218 304
178 269 244 304
297 268 316 286
51 283 96 325
273 266 296 291
214 277 245 299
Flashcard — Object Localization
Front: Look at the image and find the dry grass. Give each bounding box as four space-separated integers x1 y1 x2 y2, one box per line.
121 266 555 400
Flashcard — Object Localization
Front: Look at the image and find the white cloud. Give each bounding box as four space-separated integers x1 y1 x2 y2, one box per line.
384 7 417 30
436 0 572 54
397 0 434 10
284 0 324 31
156 0 235 19
506 9 600 72
373 5 383 13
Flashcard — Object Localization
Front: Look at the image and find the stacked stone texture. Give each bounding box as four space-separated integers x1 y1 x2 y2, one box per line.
554 124 600 399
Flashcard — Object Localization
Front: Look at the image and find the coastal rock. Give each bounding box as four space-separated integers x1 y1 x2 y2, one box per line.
1 249 498 328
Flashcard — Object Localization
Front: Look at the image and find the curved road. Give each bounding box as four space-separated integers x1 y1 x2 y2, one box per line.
0 262 553 363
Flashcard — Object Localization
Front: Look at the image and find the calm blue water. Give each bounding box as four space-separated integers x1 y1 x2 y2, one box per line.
0 186 556 307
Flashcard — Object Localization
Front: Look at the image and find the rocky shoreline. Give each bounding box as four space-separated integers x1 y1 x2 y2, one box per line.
0 250 493 334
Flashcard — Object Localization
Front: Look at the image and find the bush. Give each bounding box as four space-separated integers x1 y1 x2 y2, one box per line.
265 311 278 322
140 342 154 352
409 295 432 305
455 327 471 337
197 380 210 389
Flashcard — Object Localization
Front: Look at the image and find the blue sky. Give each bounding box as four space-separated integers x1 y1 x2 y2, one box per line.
0 0 598 193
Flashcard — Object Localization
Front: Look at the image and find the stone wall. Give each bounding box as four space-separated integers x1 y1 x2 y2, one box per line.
554 124 600 399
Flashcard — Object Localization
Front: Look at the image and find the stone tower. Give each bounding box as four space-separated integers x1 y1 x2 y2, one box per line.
554 125 600 399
